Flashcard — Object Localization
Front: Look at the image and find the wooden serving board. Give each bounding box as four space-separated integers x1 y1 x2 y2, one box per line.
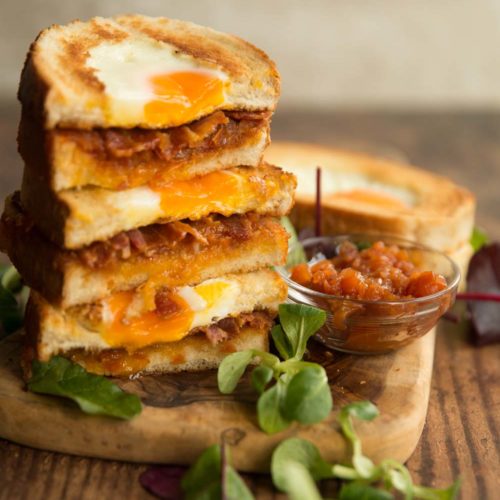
0 329 435 472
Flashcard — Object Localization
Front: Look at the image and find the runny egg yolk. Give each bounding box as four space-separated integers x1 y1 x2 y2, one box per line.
100 280 234 349
144 71 225 124
194 280 231 308
330 189 408 209
104 290 194 348
151 170 242 217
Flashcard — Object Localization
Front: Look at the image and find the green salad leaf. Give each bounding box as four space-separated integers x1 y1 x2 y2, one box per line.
257 381 291 434
282 366 332 424
181 441 254 500
280 216 307 267
28 356 142 420
1 265 23 293
338 401 379 478
0 285 24 335
339 481 394 499
182 445 223 499
217 303 331 434
271 437 332 499
270 324 293 360
217 350 255 394
470 226 489 252
0 265 27 335
250 365 273 394
278 303 326 360
271 401 460 500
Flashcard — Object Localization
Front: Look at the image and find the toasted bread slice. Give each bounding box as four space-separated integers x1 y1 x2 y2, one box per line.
1 195 288 308
23 269 285 376
19 15 280 129
21 163 296 249
265 142 475 253
24 304 271 377
19 110 270 191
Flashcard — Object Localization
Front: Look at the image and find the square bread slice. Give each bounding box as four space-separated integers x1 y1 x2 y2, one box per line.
19 15 280 129
1 195 289 308
19 109 270 191
20 164 296 249
22 268 287 377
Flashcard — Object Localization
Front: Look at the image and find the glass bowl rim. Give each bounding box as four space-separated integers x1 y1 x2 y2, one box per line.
277 233 461 306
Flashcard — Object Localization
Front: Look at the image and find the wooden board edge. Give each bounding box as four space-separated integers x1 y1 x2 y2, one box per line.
0 330 435 472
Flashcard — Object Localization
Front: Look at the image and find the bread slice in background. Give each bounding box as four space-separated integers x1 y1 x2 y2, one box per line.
20 164 296 249
1 195 288 308
19 109 270 191
265 141 475 254
19 15 280 129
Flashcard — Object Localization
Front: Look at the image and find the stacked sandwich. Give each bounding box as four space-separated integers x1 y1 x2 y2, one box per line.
0 16 296 376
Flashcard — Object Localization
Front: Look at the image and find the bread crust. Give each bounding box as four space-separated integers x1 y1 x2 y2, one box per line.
265 142 475 252
19 15 280 129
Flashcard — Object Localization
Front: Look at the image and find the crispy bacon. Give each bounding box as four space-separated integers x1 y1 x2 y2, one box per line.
225 110 272 121
103 130 161 158
127 229 147 251
192 311 275 344
62 110 267 162
205 324 229 345
74 213 264 269
168 221 208 246
155 287 181 317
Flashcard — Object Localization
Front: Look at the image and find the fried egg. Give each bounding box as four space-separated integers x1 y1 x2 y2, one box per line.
87 39 229 127
101 278 239 348
287 164 417 208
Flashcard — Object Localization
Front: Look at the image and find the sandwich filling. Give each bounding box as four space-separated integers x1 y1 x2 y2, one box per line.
29 269 286 355
0 196 289 307
20 110 271 190
69 271 285 349
29 164 296 248
27 311 274 377
87 38 230 127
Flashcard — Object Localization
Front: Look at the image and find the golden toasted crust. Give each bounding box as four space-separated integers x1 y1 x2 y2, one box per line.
1 196 289 308
265 141 476 252
19 15 280 129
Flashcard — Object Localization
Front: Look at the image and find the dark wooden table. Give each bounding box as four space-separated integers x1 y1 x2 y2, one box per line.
0 102 499 499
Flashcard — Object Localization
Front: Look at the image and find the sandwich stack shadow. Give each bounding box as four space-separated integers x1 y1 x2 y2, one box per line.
0 15 296 376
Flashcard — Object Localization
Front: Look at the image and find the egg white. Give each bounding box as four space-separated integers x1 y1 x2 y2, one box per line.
288 164 417 207
87 38 229 126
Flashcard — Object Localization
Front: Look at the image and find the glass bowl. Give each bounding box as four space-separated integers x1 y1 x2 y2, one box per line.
277 234 460 354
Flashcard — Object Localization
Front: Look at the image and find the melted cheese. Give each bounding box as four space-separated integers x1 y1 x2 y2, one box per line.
99 278 239 349
152 170 244 217
145 71 224 123
87 39 228 127
105 290 194 346
64 168 284 247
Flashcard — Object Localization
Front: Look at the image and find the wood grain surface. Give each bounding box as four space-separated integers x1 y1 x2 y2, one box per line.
0 328 434 472
1 103 499 498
